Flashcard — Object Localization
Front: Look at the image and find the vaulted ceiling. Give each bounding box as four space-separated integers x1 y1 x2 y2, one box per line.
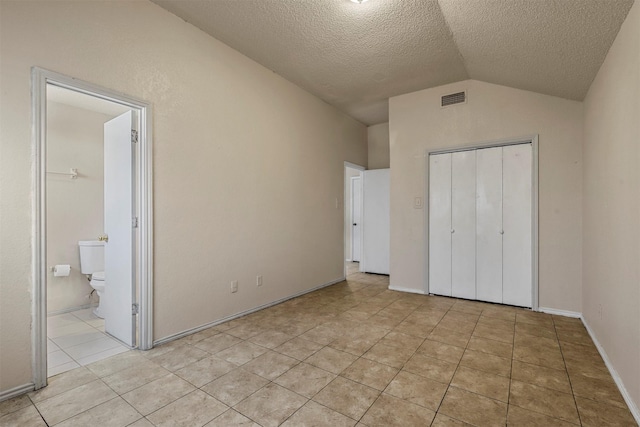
151 0 634 125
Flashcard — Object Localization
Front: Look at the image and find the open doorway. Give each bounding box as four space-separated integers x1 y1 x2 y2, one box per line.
32 68 153 389
46 87 132 376
344 162 365 278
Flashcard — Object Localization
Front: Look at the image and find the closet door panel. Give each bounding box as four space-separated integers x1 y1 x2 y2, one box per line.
429 153 452 296
476 147 503 303
502 144 532 307
451 150 476 300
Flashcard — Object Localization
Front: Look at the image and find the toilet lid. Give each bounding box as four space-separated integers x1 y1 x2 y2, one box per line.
92 271 105 281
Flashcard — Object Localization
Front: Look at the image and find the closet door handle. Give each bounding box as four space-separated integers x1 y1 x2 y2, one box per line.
451 229 455 234
500 230 504 235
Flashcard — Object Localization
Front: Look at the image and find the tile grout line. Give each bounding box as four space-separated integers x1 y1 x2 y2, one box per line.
269 278 412 424
144 388 221 426
505 310 516 424
26 394 50 427
31 379 118 426
192 333 313 426
508 314 584 426
302 296 397 424
47 309 121 377
350 302 424 423
554 315 584 426
430 302 484 425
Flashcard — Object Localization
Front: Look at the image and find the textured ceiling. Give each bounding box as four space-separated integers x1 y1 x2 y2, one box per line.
151 0 634 125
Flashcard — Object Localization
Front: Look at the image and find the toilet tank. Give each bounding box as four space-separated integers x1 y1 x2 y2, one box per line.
78 240 105 274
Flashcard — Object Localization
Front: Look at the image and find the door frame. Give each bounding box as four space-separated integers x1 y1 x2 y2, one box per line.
31 68 154 389
344 162 365 278
424 135 539 310
349 175 362 263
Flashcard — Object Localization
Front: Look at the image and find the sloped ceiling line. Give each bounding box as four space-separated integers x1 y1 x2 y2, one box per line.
435 0 470 81
151 0 634 126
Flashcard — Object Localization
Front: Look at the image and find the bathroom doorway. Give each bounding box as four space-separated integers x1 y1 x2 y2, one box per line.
32 68 153 389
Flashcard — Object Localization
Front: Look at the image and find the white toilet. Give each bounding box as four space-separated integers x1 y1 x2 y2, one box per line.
78 240 106 319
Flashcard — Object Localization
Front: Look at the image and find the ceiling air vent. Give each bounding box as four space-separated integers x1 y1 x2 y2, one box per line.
441 91 466 108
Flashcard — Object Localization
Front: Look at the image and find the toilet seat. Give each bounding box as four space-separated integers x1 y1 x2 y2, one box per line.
90 271 105 293
89 271 106 318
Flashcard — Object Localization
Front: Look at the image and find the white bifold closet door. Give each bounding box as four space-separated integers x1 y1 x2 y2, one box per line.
476 147 503 303
502 144 532 307
428 154 452 296
428 144 532 307
451 151 476 300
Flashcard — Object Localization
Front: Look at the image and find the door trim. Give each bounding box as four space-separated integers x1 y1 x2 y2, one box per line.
424 135 539 310
31 67 154 390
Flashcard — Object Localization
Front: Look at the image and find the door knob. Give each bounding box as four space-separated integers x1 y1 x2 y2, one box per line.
353 223 358 226
500 230 504 235
98 234 109 242
451 229 455 234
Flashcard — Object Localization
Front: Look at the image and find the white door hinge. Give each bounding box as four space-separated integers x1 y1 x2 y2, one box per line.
132 216 138 228
131 129 139 143
132 303 139 315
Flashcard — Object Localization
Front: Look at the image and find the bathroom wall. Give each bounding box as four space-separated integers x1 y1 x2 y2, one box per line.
0 0 367 394
46 101 112 313
389 79 583 313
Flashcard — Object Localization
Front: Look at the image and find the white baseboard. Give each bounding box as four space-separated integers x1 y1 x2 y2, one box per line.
154 277 346 347
580 316 640 424
0 383 34 403
537 306 639 422
47 303 98 317
538 307 581 318
388 285 427 295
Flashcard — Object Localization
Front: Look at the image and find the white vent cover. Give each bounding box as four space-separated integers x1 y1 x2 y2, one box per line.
441 91 466 107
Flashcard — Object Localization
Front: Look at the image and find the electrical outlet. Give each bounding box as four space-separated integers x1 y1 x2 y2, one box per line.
257 275 263 287
231 280 238 293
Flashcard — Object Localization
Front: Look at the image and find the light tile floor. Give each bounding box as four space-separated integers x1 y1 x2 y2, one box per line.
47 308 130 377
1 264 637 426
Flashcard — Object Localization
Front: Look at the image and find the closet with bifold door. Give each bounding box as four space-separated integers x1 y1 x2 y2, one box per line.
428 143 533 308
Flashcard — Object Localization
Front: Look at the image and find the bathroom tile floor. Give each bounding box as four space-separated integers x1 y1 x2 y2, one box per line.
46 308 130 377
2 264 637 426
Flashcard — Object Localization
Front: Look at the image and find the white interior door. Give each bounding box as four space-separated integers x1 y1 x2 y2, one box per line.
428 153 452 296
361 169 390 274
351 176 362 262
502 144 532 307
451 150 476 300
103 110 136 346
476 147 503 303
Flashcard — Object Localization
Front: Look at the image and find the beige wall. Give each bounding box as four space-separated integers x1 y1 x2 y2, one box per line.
367 122 390 169
46 101 111 313
0 0 366 393
389 80 583 312
583 1 640 411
